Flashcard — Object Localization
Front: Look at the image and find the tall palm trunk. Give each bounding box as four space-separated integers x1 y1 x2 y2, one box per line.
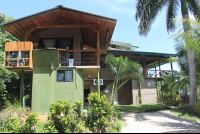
110 81 115 104
181 0 197 106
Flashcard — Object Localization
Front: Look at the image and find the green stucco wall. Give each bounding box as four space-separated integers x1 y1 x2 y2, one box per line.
32 50 83 114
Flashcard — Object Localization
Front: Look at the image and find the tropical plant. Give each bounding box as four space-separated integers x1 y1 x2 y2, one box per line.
0 13 21 108
135 0 200 106
174 36 200 102
105 54 143 104
0 100 25 123
86 92 113 133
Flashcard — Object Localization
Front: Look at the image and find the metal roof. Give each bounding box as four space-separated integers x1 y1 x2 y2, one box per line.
107 50 177 57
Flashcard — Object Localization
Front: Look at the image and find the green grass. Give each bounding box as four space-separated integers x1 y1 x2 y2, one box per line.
115 104 166 113
170 108 197 122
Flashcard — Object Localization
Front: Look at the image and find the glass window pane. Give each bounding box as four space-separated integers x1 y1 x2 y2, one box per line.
65 70 73 82
57 71 64 81
43 39 56 48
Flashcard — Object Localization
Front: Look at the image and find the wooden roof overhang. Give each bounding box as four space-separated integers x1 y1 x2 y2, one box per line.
105 50 177 69
2 5 117 54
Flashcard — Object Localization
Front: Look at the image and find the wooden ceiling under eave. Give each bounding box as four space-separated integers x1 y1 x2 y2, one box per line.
2 6 117 54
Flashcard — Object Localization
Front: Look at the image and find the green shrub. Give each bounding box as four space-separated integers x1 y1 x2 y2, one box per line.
48 99 86 133
193 103 200 117
35 121 58 133
86 92 113 132
0 100 24 123
113 106 122 120
20 111 38 133
47 99 72 133
0 117 22 133
73 100 83 118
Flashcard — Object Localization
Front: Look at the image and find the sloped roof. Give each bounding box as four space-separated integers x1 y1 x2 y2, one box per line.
2 5 117 53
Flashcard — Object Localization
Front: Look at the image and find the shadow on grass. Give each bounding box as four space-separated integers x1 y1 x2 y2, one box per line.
121 109 200 133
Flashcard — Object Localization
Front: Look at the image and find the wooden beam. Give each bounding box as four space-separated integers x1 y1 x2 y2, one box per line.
90 27 98 33
127 53 134 57
34 24 98 29
97 31 100 49
83 45 96 50
91 27 100 49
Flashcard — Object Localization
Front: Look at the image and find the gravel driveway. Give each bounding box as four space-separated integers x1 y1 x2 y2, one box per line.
121 110 200 133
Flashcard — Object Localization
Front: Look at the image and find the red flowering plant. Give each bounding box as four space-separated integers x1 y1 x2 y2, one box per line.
180 94 190 108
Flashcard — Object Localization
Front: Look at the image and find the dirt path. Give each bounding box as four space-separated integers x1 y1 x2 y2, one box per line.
121 110 200 133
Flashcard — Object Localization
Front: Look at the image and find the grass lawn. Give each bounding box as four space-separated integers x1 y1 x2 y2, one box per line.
115 104 166 113
170 107 198 122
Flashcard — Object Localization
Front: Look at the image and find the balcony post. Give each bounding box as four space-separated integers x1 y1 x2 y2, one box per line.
97 68 100 98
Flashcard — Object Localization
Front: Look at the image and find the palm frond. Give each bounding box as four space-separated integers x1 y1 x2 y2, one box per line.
135 0 168 36
166 0 179 32
186 0 200 20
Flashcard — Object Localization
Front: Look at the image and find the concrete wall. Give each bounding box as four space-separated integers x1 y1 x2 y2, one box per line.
100 68 114 79
32 50 83 114
132 78 157 104
84 80 113 96
32 28 82 66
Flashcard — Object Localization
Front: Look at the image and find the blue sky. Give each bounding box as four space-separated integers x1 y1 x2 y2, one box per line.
1 0 194 71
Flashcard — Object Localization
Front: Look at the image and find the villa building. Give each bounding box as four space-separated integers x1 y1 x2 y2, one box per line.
2 5 176 113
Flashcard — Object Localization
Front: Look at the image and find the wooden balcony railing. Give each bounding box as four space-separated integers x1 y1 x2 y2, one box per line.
4 42 33 69
58 49 100 67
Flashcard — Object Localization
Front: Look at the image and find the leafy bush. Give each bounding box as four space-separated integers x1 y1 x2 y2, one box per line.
0 111 38 133
0 100 24 123
48 99 86 133
113 106 122 120
20 111 38 133
193 103 200 117
86 92 113 132
0 117 22 133
35 121 57 133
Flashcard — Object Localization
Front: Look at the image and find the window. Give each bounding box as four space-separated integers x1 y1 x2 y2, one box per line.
39 38 73 49
57 70 73 82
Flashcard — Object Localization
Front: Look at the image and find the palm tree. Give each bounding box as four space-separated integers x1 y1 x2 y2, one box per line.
105 54 143 104
135 0 200 106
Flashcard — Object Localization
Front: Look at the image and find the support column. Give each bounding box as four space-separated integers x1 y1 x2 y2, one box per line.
20 72 23 105
137 56 142 104
20 70 25 108
97 68 100 98
154 57 158 103
143 59 146 77
170 61 174 79
159 60 161 77
29 72 33 109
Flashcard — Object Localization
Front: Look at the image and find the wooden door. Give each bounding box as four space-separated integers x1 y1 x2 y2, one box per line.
124 87 132 104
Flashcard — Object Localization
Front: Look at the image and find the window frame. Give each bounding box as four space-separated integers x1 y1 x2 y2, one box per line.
57 70 73 82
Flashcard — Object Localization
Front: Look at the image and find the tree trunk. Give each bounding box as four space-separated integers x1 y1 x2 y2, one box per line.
110 82 115 105
181 0 197 106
